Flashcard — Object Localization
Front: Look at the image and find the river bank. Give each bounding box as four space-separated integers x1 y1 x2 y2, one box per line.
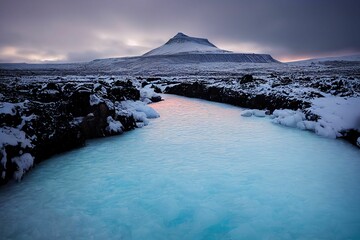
0 76 161 185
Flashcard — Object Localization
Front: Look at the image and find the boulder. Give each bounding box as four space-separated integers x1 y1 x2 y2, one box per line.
239 74 254 84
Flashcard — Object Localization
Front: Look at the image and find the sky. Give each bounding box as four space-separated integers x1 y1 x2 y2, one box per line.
0 0 359 63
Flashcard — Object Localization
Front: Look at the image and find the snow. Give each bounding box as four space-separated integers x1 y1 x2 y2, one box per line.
144 41 227 56
117 100 159 127
1 148 7 167
290 54 360 64
41 89 59 95
0 127 32 148
105 116 123 134
253 110 266 117
309 97 360 132
17 114 37 129
89 94 102 106
0 102 17 116
241 110 253 117
240 109 266 117
266 96 360 139
11 153 34 181
0 127 33 168
140 85 161 103
271 110 306 128
143 32 228 56
120 100 160 119
240 98 360 140
269 109 341 138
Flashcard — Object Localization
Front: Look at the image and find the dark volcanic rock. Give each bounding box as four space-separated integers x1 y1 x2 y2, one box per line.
165 82 309 112
239 74 254 84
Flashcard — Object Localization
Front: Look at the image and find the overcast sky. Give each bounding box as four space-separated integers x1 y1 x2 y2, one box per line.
0 0 359 63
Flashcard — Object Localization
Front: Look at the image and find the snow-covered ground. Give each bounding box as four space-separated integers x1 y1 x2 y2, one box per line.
143 32 228 56
241 97 360 140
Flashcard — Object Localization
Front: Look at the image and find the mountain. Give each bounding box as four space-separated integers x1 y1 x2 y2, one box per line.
143 32 229 56
0 33 279 75
289 54 360 64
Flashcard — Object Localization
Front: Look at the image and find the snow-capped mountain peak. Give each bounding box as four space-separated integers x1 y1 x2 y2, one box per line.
143 32 229 56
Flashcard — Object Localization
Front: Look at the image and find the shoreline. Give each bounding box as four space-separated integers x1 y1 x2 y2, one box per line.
0 77 161 185
164 81 360 148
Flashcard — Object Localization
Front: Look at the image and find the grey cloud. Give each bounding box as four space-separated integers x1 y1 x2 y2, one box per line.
0 0 359 62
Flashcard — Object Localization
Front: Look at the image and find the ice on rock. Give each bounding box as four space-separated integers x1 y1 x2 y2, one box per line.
241 109 266 117
253 110 266 117
1 148 7 167
116 100 159 128
0 102 17 116
0 127 32 148
120 100 160 119
357 137 360 147
11 153 34 181
106 116 123 134
140 85 161 103
89 94 102 106
0 127 33 169
241 110 253 117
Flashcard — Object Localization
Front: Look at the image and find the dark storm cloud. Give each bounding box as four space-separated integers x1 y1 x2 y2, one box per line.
0 0 359 62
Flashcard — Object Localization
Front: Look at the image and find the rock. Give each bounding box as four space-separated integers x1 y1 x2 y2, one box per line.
239 74 254 84
241 110 253 117
68 88 92 117
150 95 162 102
151 85 162 93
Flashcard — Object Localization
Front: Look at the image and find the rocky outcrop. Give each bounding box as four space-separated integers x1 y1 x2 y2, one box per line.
0 78 161 185
165 81 309 112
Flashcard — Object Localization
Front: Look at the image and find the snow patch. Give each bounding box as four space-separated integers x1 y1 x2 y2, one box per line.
120 100 160 119
89 94 102 106
0 102 17 116
106 116 123 134
271 109 306 128
253 110 266 117
240 109 266 117
118 100 159 127
241 110 253 117
0 127 32 148
270 109 340 139
1 148 7 167
309 97 360 132
12 153 34 181
143 33 227 56
140 85 161 103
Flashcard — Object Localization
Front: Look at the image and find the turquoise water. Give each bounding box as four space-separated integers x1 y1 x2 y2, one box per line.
1 94 360 239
